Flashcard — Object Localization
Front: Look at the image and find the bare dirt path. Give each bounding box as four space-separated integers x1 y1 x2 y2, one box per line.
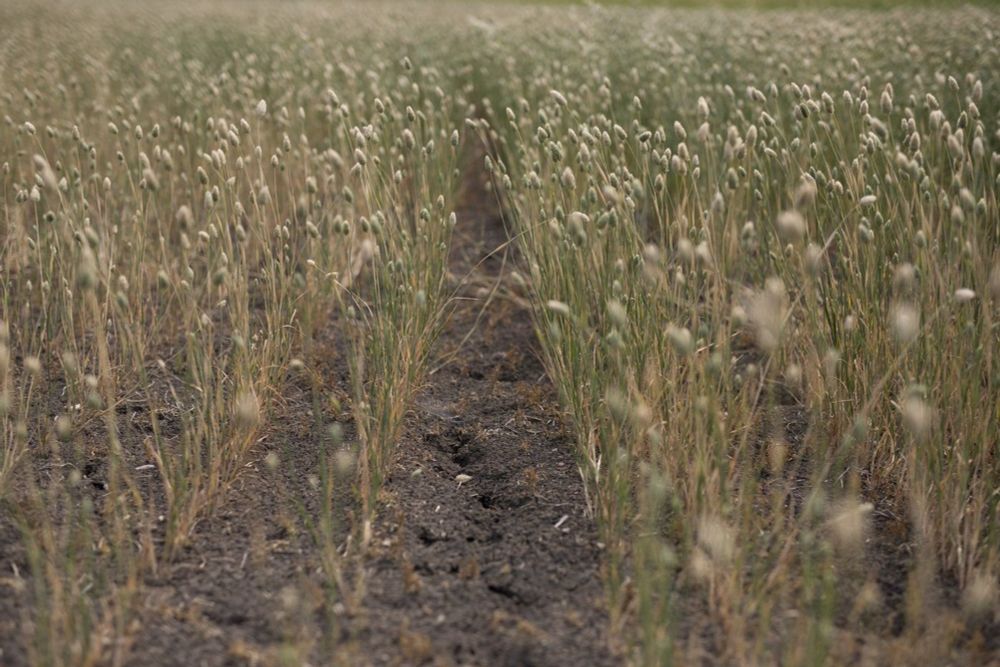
353 162 617 666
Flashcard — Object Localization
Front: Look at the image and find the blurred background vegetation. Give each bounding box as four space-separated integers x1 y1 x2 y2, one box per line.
508 0 992 8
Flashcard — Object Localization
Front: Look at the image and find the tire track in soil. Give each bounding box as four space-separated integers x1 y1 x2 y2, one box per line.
355 162 617 667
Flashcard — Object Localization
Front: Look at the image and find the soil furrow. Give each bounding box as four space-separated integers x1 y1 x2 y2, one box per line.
354 162 616 666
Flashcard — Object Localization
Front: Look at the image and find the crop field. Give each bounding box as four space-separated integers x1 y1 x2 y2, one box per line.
0 1 998 665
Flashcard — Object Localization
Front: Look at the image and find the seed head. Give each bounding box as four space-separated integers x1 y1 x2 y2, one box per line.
546 300 571 318
901 393 933 441
697 515 734 564
607 300 627 329
560 166 576 190
953 288 976 303
24 356 42 376
749 278 787 353
776 210 806 243
962 571 998 623
234 391 260 429
828 498 873 552
890 303 920 343
55 415 74 442
666 324 694 355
